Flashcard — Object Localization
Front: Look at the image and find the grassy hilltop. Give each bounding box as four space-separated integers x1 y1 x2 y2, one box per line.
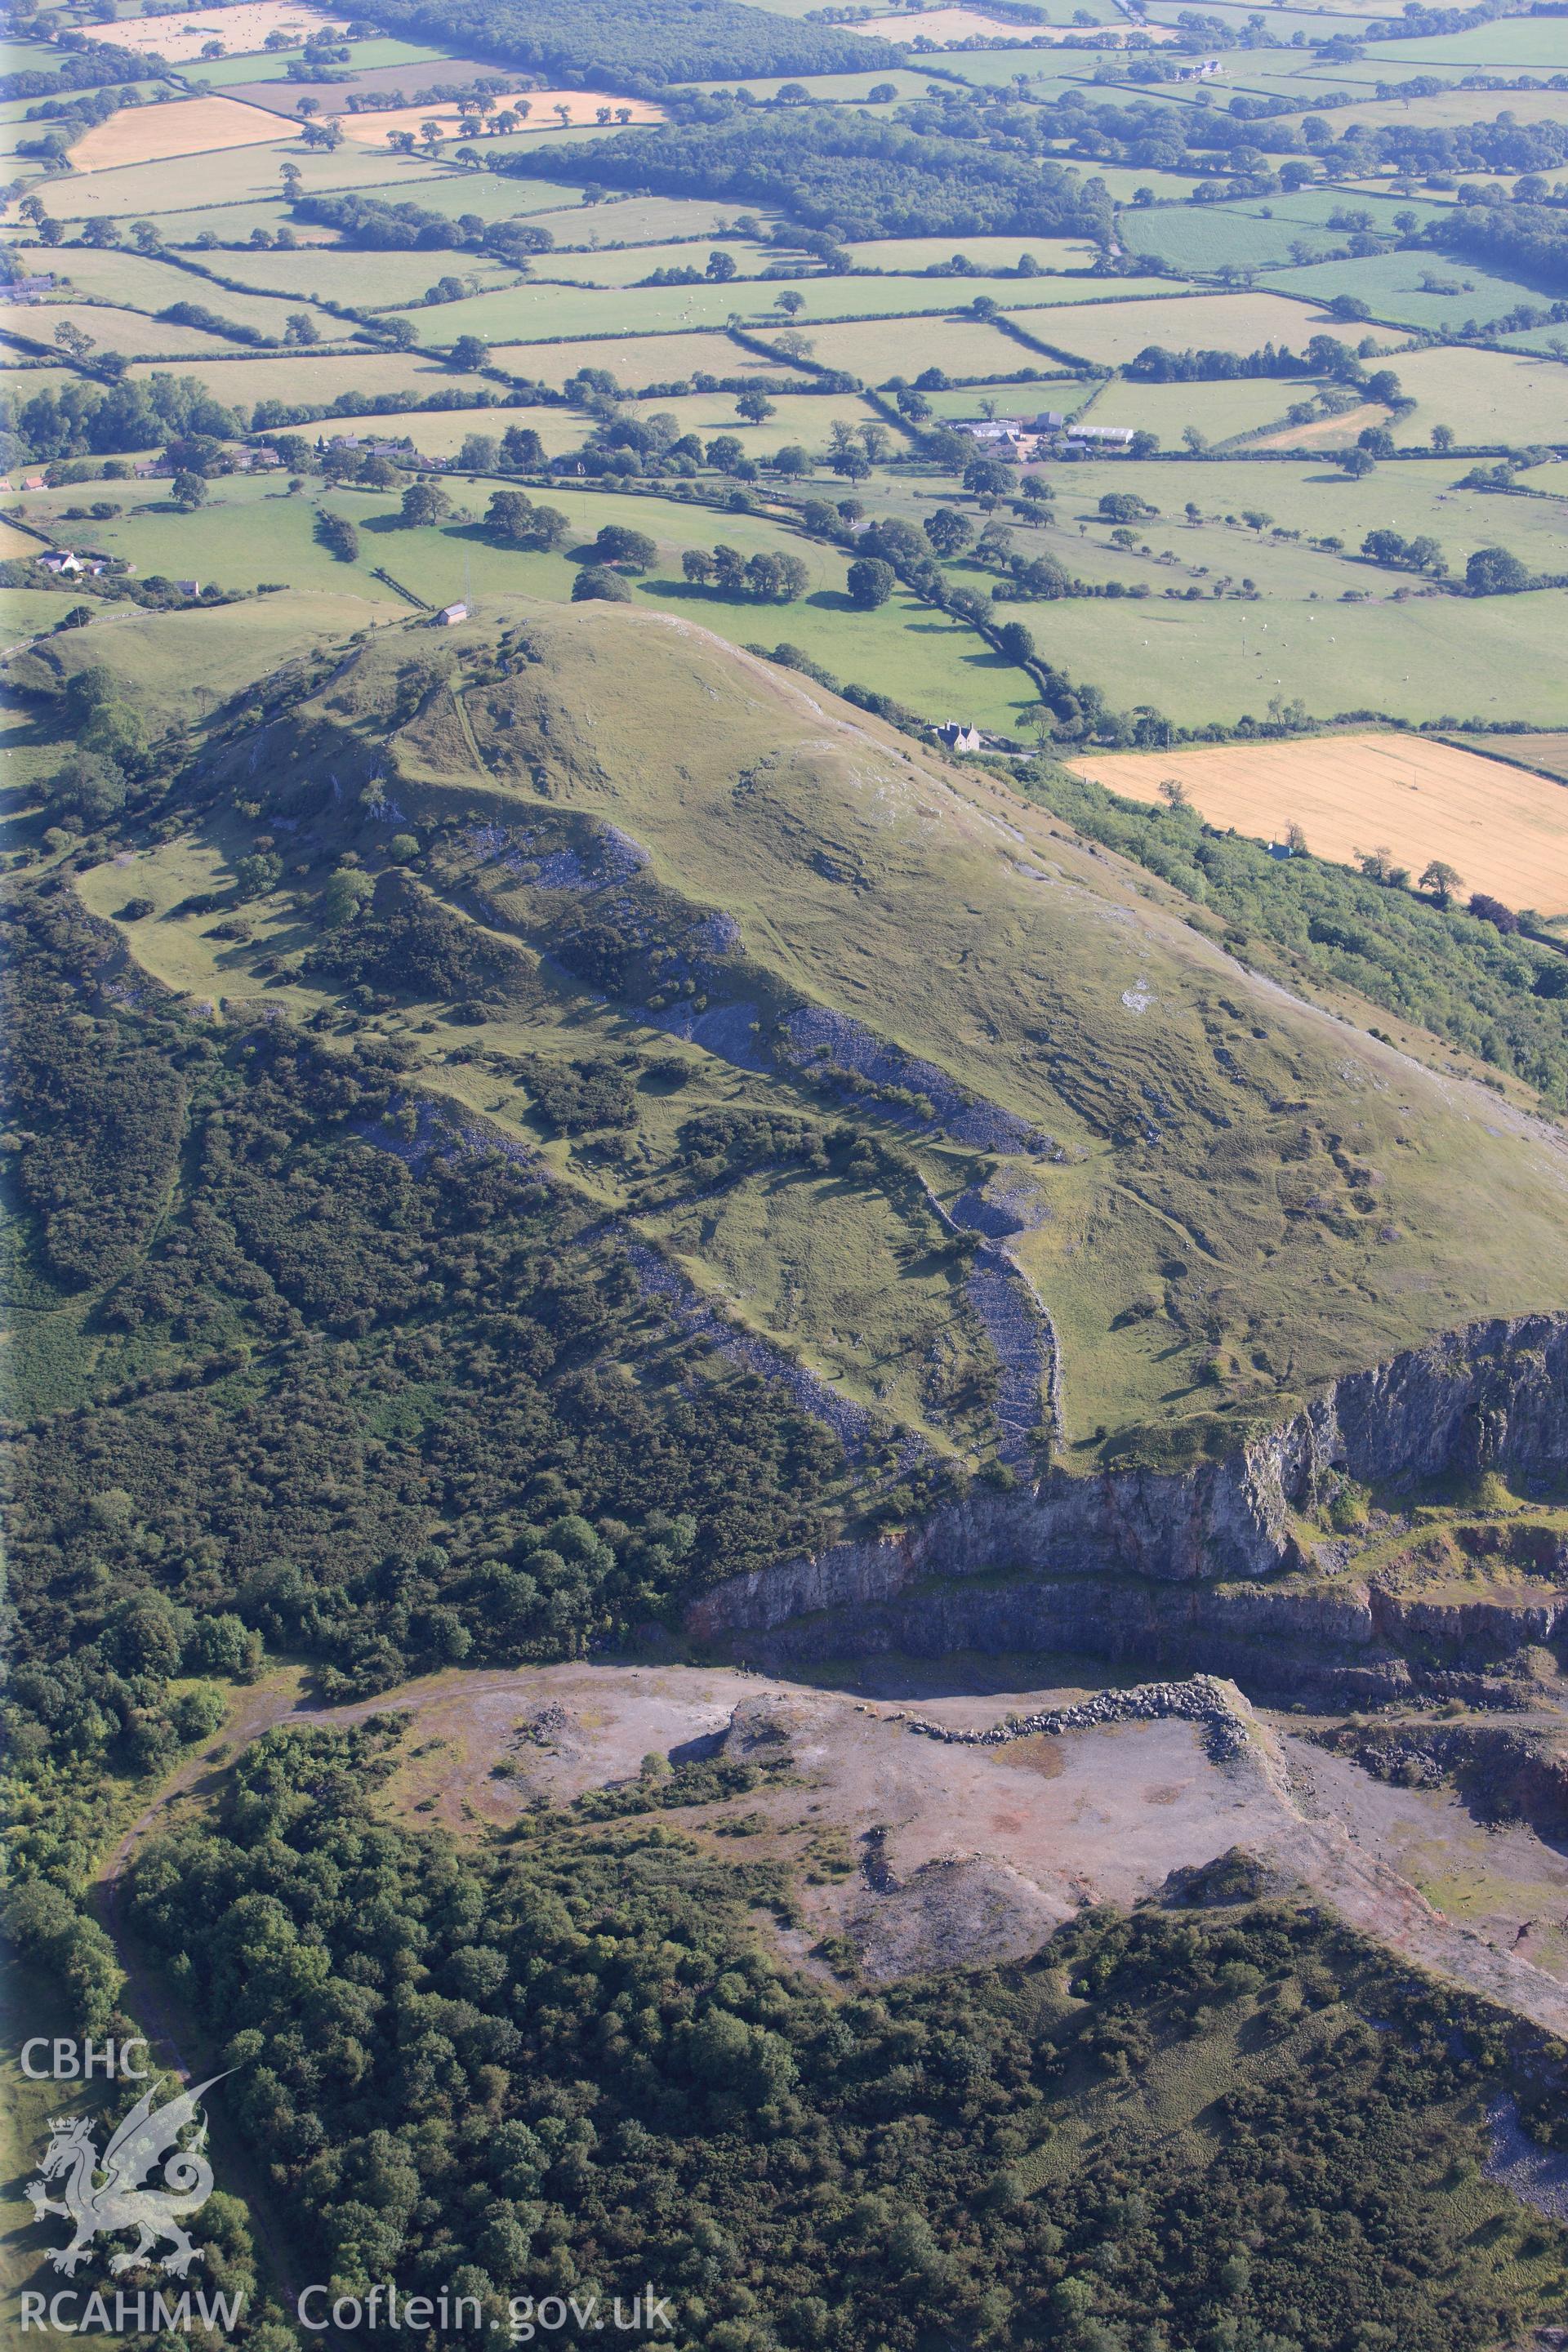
91 597 1568 1463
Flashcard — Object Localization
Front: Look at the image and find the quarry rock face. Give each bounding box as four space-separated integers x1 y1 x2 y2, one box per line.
688 1313 1568 1693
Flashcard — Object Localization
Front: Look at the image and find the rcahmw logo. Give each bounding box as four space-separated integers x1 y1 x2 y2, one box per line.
20 2068 242 2333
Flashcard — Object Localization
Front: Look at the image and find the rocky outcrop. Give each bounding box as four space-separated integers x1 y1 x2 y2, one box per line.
687 1313 1568 1689
1312 1720 1568 1833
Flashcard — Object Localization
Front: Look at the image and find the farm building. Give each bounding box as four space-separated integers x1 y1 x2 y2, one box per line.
938 721 982 752
436 602 470 626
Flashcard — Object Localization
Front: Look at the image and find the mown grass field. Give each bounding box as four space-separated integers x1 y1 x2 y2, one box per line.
742 312 1051 379
1379 347 1568 445
1022 289 1401 365
183 245 519 305
122 346 495 406
12 301 279 361
15 136 461 220
1087 375 1321 440
25 244 347 340
493 328 789 389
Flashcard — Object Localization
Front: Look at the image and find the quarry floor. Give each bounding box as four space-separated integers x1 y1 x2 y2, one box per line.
171 1658 1568 2038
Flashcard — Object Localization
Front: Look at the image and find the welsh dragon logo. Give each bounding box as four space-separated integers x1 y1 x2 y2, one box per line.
26 2074 228 2278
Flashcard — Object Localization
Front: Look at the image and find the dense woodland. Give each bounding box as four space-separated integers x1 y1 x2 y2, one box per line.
347 0 894 95
504 83 1568 219
118 1715 1560 2352
501 114 1114 243
1 882 846 1886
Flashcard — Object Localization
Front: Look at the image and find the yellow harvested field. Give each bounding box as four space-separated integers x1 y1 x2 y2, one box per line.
1067 733 1568 915
334 93 662 145
1251 402 1388 451
69 95 295 172
91 2 348 63
494 330 782 390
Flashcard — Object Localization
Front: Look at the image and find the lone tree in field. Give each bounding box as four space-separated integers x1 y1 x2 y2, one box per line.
400 480 452 527
1419 860 1463 906
171 470 207 511
847 555 895 609
593 523 657 572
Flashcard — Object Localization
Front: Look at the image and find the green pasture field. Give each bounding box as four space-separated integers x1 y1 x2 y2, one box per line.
336 386 889 460
1312 86 1568 135
4 477 1036 731
1359 18 1568 69
122 346 497 407
1041 451 1568 571
1379 345 1568 444
1497 322 1568 354
1120 207 1344 274
176 47 308 86
0 359 78 403
180 245 520 305
29 246 349 340
1096 167 1214 205
999 287 1401 364
1143 0 1379 29
0 588 78 646
915 378 1080 419
0 34 74 72
15 136 458 221
1007 576 1568 727
9 474 416 599
189 37 457 86
684 69 928 101
287 171 595 225
1085 373 1319 439
529 243 776 288
1259 251 1553 334
840 234 1099 273
74 196 343 247
1223 186 1450 234
378 270 1180 348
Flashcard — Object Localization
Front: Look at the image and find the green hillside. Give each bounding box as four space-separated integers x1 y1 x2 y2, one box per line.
98 596 1568 1463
